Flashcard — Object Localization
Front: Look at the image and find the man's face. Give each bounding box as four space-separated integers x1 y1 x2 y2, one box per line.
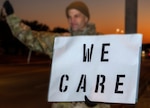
67 9 88 32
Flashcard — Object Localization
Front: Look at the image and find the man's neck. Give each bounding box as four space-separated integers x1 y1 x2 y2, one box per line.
71 23 96 36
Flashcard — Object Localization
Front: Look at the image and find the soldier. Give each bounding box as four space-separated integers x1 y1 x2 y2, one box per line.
3 0 110 108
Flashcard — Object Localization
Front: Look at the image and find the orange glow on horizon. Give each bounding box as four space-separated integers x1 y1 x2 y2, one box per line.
0 0 149 44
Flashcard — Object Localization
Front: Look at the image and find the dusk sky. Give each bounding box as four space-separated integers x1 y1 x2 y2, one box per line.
0 0 150 43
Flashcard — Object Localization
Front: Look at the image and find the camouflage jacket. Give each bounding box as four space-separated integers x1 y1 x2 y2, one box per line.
6 14 97 58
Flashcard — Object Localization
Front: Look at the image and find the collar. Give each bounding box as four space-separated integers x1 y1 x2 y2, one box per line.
70 23 97 36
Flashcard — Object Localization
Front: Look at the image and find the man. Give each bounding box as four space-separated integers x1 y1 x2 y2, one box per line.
3 1 110 108
3 0 97 58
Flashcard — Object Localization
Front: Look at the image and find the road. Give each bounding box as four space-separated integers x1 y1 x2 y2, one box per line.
0 63 52 108
0 57 149 108
135 58 150 108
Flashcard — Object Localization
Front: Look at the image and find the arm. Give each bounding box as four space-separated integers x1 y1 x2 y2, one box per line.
6 14 60 58
3 0 61 58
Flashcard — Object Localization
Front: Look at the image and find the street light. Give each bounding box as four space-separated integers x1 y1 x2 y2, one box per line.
116 28 124 34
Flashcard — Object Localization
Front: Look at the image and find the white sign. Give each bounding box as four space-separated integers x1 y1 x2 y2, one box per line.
48 34 142 104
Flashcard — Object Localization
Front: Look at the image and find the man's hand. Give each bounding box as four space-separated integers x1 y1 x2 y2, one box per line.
3 0 14 16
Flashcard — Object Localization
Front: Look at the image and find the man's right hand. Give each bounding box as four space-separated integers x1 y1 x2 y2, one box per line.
3 0 14 16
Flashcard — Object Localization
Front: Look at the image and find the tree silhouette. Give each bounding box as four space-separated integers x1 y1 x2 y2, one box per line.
22 20 50 31
52 27 69 33
0 19 28 55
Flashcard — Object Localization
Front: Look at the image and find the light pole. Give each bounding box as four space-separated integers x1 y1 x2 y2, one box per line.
125 0 138 34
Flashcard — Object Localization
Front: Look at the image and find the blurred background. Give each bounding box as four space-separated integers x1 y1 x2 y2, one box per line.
0 0 150 108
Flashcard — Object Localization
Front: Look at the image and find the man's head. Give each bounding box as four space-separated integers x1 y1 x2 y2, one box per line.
66 1 90 32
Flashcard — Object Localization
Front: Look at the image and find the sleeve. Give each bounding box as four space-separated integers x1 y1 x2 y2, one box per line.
6 14 60 58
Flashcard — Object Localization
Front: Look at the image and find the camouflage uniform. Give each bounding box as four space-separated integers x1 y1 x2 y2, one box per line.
6 14 110 108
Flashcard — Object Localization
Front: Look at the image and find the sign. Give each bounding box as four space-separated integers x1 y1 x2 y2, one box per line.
48 34 142 104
